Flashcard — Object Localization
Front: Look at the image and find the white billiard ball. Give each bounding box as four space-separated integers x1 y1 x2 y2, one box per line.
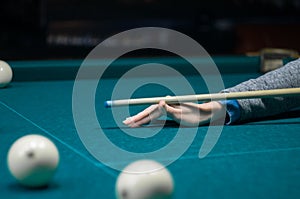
7 134 59 187
0 60 13 88
116 160 174 199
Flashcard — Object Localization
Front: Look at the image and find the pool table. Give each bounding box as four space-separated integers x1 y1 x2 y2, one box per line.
1 56 299 199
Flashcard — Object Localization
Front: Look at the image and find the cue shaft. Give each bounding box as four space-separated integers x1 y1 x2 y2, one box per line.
105 88 300 107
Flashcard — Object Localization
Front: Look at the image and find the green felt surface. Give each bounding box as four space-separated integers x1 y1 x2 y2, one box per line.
8 56 260 81
1 57 300 199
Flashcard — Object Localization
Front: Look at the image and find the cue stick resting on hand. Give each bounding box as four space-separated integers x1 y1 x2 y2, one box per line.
105 88 300 108
120 58 300 127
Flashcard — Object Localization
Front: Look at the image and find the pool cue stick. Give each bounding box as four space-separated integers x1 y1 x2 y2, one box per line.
105 87 300 108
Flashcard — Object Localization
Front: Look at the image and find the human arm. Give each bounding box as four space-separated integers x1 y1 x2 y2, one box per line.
222 58 300 122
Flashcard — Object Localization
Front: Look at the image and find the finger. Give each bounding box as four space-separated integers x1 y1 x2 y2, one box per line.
132 103 174 127
133 105 157 120
123 105 157 125
125 108 163 128
128 115 152 128
123 115 148 126
159 101 181 117
123 103 165 126
123 117 134 125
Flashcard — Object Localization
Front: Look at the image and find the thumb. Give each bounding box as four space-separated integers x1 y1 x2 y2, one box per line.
159 101 181 117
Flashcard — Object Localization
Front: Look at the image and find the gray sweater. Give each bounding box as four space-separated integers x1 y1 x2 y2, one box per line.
223 58 300 122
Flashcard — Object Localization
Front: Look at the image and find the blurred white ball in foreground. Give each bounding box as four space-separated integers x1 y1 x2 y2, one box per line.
116 159 174 199
7 134 59 187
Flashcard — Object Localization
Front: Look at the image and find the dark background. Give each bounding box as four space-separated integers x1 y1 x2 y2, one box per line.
1 0 300 60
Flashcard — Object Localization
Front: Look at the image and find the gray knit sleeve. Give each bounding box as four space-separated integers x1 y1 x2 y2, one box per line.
222 58 300 122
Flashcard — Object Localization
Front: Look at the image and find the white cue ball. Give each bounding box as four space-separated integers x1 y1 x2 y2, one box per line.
116 160 174 199
0 60 13 88
7 134 59 187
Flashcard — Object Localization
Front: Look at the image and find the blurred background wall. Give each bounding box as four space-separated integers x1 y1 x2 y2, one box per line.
1 0 300 60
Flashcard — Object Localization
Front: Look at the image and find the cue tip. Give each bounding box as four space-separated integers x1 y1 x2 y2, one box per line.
104 101 112 108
